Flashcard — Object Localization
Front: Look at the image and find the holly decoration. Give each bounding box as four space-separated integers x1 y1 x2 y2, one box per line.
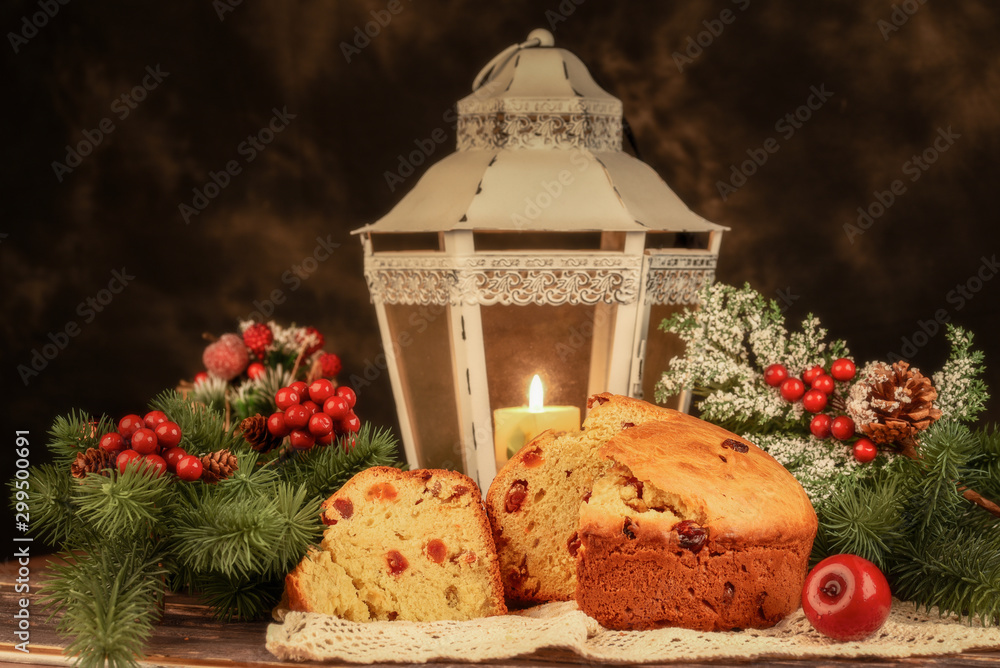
263 380 361 454
802 554 892 641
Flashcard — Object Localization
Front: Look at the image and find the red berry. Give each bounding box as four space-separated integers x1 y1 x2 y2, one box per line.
802 365 826 385
176 455 204 482
308 378 335 403
247 362 266 379
319 353 342 378
194 371 210 384
285 404 310 429
131 428 159 455
297 326 325 356
317 432 335 446
242 323 274 360
779 378 806 402
118 414 144 439
163 447 188 471
802 554 892 641
810 414 832 439
275 387 301 411
99 432 125 454
143 410 169 429
336 386 357 408
340 412 361 434
302 400 320 415
853 438 878 463
802 389 828 413
341 434 358 451
308 412 334 437
811 374 835 394
116 449 141 473
831 358 857 382
831 416 856 441
763 364 788 387
289 429 316 450
142 454 168 478
322 395 350 420
267 412 290 437
154 421 182 449
289 381 309 396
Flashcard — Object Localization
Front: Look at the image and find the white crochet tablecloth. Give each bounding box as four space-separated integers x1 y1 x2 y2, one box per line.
266 600 1000 664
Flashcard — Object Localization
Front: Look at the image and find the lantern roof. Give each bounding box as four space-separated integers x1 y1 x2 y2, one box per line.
355 29 725 236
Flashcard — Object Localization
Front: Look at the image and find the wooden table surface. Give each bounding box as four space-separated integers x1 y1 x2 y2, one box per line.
3 557 1000 668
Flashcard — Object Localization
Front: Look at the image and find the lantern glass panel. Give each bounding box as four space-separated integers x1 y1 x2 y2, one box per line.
641 302 691 410
383 303 463 469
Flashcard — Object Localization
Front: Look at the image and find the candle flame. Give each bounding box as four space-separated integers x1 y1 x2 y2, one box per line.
528 375 544 412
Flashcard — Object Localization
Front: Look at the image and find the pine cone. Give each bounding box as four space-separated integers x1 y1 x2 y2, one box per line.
847 361 943 446
71 448 116 479
239 414 282 453
200 449 239 483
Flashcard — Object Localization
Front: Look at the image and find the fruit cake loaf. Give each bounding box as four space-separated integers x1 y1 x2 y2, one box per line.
576 412 817 631
484 393 674 604
284 466 506 622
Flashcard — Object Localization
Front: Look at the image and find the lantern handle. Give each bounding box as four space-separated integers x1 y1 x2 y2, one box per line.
471 28 554 92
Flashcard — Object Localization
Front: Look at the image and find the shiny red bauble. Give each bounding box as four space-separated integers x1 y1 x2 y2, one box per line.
289 429 316 450
802 389 828 413
340 412 361 434
142 454 168 478
194 371 210 384
284 404 310 430
830 358 857 382
802 554 892 641
764 364 788 387
143 410 169 429
99 432 125 454
308 378 335 403
289 381 309 396
780 377 806 402
274 387 301 411
163 447 188 472
176 455 204 482
118 414 145 439
336 386 357 409
811 374 835 394
831 416 856 441
853 438 878 463
130 428 159 455
301 400 320 416
267 412 290 437
308 412 334 437
322 395 350 420
809 414 832 439
154 421 182 449
116 448 141 473
247 362 266 379
802 365 826 385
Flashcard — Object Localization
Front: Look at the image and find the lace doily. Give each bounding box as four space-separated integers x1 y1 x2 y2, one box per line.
266 600 1000 664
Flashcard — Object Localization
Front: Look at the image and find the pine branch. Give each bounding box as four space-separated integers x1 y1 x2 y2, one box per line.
187 376 228 414
148 390 246 456
266 483 323 577
933 326 990 424
18 463 77 545
73 465 176 541
46 410 116 465
194 572 285 622
906 422 980 530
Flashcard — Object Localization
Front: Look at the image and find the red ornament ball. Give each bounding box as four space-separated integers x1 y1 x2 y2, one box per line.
274 387 301 411
118 414 145 439
99 432 125 454
308 412 334 437
853 438 878 463
764 364 788 387
336 386 357 409
267 412 290 437
163 447 188 472
194 371 210 385
116 449 141 473
289 429 316 450
308 378 336 403
176 455 204 482
247 362 266 379
242 322 274 360
802 365 826 385
319 353 342 378
302 400 320 416
780 377 806 402
131 428 159 455
809 414 832 439
811 374 835 394
831 416 856 441
831 358 857 382
802 389 828 413
323 395 350 420
154 421 182 449
289 381 309 396
802 554 892 641
142 454 168 478
284 404 310 430
143 410 169 429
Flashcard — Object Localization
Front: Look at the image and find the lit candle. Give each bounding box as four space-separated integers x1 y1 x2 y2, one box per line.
493 375 581 472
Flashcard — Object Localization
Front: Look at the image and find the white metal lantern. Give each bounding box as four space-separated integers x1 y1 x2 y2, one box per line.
355 29 726 491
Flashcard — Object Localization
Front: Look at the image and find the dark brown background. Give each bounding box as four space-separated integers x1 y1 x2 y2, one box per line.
3 1 999 545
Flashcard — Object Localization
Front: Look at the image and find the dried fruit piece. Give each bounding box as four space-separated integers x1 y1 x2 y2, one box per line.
425 539 447 564
673 520 708 553
444 484 470 501
522 447 544 468
724 581 735 602
624 475 644 499
719 454 728 463
367 482 398 501
386 550 409 575
721 438 749 453
333 498 354 519
621 422 635 430
622 517 637 540
505 480 528 513
567 531 581 557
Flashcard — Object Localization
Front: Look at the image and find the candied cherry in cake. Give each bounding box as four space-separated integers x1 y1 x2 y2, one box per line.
831 416 856 441
810 414 832 439
323 395 350 420
780 377 806 402
764 364 788 387
274 387 301 411
802 554 891 641
154 421 182 449
802 389 828 413
830 358 857 382
853 438 878 463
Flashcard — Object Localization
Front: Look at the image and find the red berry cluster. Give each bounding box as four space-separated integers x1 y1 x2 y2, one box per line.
764 358 877 463
100 411 204 481
267 380 360 451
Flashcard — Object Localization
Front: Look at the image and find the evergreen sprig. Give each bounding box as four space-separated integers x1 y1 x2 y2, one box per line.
74 465 176 540
148 390 245 455
46 410 116 465
933 326 989 424
906 422 979 531
17 463 77 545
193 572 285 622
